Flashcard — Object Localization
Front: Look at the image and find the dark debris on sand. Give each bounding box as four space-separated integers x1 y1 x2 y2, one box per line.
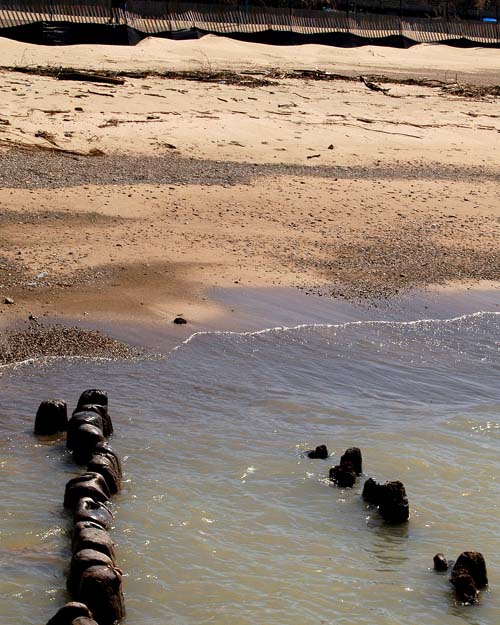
0 322 144 366
1 148 500 190
7 65 500 96
290 218 500 301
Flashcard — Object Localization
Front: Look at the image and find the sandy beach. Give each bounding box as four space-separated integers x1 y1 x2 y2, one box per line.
0 34 499 361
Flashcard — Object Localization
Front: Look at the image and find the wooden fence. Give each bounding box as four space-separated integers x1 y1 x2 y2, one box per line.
0 2 499 44
0 4 113 27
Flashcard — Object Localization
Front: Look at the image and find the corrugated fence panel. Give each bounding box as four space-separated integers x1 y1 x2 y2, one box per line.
0 3 499 44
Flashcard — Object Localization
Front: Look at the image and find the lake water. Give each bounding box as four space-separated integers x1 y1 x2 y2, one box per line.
1 311 499 625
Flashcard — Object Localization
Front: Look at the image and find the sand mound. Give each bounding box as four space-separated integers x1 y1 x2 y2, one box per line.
0 35 499 84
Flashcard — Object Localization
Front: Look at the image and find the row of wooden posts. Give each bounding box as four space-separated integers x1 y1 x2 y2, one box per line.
34 390 125 625
307 443 489 604
0 3 499 44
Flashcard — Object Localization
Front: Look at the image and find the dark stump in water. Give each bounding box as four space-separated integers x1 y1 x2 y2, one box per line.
453 551 488 587
76 403 113 437
362 477 382 504
67 412 104 449
451 551 488 603
68 549 114 597
363 478 409 523
72 525 117 562
72 424 105 465
340 447 362 475
77 389 108 411
77 565 125 625
93 441 123 476
378 480 409 523
451 569 478 604
34 399 68 435
329 462 356 488
64 473 111 509
74 497 113 530
433 553 449 572
306 445 328 459
88 454 122 495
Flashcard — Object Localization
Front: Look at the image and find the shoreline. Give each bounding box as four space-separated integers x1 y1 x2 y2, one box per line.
1 283 499 366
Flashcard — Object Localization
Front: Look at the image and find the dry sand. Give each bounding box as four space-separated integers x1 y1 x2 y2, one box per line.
3 34 500 84
0 35 499 358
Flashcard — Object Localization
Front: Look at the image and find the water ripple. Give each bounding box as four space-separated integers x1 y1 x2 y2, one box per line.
0 311 499 625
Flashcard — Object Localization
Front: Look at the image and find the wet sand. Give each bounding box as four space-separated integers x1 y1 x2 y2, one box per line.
2 284 498 365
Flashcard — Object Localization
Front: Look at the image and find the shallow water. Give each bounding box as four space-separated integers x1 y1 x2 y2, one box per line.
1 312 499 625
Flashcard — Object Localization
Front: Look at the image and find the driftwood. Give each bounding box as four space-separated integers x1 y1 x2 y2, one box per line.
4 65 499 100
0 138 103 156
292 69 354 81
98 118 163 128
442 83 500 97
57 70 125 86
360 76 391 95
339 122 421 139
88 90 115 97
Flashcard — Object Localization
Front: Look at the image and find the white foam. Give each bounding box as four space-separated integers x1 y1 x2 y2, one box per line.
171 310 500 353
